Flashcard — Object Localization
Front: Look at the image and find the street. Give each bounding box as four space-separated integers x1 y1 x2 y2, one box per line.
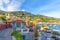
0 28 13 40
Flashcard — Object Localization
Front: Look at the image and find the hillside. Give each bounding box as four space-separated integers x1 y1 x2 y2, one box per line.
0 10 60 23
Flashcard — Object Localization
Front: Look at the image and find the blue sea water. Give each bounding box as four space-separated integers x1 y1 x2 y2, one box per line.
37 24 60 32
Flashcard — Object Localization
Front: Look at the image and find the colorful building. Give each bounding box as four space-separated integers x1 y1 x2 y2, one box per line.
0 20 6 30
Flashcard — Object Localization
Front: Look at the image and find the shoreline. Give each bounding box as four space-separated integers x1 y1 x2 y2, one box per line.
37 22 60 24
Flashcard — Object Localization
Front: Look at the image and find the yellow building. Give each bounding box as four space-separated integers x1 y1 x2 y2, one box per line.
6 14 11 20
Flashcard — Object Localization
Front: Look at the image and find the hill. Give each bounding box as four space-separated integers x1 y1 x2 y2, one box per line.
0 10 60 23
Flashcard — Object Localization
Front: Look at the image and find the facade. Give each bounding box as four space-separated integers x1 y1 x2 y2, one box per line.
0 20 6 30
13 19 26 29
12 19 35 40
5 20 13 28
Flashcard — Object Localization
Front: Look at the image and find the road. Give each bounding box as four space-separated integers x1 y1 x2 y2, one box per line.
0 28 13 40
0 28 57 40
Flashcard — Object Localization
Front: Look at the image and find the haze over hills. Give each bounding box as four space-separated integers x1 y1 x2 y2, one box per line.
0 10 60 23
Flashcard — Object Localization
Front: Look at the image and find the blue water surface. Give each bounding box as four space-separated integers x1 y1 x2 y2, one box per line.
37 24 60 32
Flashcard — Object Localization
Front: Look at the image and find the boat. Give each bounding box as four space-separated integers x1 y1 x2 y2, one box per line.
40 25 49 30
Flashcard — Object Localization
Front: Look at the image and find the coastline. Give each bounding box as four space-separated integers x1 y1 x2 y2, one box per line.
37 22 60 24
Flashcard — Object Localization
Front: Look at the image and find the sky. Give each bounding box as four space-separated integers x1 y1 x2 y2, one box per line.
0 0 60 18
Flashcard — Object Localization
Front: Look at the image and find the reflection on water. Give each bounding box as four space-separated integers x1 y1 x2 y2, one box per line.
49 24 52 26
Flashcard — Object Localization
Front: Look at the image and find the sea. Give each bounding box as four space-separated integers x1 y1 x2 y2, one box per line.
37 24 60 32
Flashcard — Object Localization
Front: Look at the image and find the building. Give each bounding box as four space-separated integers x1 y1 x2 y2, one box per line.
5 14 35 40
0 20 6 30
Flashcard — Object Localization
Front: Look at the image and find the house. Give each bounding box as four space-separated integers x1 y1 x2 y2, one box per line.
0 20 6 30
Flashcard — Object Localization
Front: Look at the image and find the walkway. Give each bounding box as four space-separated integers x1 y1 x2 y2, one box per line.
0 28 13 40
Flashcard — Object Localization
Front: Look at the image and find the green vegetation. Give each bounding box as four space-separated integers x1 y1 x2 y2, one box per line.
0 10 60 23
34 28 39 37
11 30 23 40
0 16 6 21
52 31 60 36
34 28 39 40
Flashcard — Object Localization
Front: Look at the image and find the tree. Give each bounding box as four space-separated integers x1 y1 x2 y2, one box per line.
52 31 60 36
11 31 23 40
0 16 6 21
34 28 39 40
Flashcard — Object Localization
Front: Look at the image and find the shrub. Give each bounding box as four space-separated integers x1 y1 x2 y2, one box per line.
52 31 60 36
11 30 23 40
0 16 6 21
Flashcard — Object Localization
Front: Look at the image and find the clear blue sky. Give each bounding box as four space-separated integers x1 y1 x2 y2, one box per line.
0 0 60 18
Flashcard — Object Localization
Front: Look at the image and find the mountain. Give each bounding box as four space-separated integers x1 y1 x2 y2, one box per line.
0 10 60 23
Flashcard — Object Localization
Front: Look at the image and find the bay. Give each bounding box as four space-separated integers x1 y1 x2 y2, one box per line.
37 24 60 32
